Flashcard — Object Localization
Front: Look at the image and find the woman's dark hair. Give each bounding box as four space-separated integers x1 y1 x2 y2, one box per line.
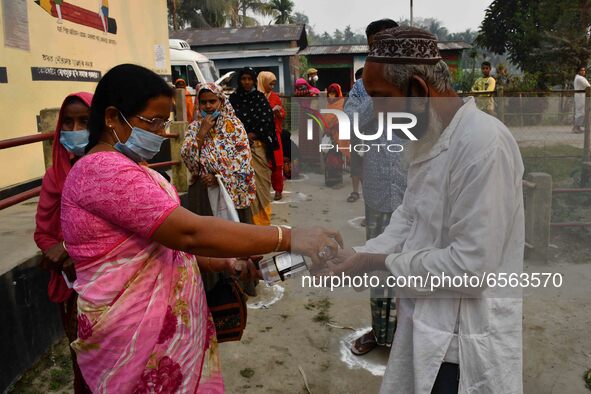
355 67 364 80
365 19 398 38
237 67 257 91
86 63 174 152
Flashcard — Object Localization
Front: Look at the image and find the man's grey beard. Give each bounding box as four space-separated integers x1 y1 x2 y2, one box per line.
404 106 444 163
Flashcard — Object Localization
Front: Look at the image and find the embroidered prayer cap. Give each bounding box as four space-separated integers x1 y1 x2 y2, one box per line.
367 26 442 65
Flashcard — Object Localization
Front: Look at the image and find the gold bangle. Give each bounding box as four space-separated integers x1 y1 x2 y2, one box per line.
273 225 283 252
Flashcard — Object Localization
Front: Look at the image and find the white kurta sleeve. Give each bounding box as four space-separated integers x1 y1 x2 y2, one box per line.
385 144 520 296
354 204 413 254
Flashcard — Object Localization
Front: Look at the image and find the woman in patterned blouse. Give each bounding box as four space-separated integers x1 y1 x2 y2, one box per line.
181 82 256 223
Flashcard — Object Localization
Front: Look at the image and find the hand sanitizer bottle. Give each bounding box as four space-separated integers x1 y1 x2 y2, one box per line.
259 253 309 285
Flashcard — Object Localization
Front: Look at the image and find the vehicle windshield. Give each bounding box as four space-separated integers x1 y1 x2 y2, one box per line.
198 62 218 83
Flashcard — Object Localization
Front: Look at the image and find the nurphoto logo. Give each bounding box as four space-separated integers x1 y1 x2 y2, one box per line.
307 109 418 153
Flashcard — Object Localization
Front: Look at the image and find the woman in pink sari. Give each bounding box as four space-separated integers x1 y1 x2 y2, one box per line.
60 64 342 393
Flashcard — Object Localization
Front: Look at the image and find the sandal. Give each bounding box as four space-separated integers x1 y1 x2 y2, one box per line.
347 192 360 203
350 330 378 355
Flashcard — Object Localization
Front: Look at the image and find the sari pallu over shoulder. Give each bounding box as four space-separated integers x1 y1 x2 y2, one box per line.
68 167 223 393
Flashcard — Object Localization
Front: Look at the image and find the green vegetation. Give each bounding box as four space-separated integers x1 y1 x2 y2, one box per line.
520 144 583 183
240 367 255 378
521 144 591 226
477 0 591 88
7 337 73 394
305 298 332 324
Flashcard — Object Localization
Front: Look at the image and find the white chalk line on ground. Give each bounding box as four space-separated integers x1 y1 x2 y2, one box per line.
271 190 309 205
247 282 285 309
339 326 389 376
348 216 366 231
285 173 310 183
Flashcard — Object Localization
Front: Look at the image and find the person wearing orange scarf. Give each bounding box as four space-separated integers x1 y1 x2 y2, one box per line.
174 78 195 123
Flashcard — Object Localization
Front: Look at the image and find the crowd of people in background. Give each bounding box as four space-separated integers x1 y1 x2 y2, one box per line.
30 17 547 394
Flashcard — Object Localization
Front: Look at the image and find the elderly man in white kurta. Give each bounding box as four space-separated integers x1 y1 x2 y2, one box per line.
574 66 591 133
331 27 524 393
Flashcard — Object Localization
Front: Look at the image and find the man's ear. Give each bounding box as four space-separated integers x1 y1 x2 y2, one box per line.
406 75 429 115
408 75 429 97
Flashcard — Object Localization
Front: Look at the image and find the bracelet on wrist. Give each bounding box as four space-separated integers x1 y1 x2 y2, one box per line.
273 225 283 252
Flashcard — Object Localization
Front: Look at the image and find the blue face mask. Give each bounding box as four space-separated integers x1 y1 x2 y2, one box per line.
200 109 221 119
60 130 89 157
113 114 166 162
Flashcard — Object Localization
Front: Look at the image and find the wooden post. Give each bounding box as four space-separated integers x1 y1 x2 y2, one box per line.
169 121 188 193
174 88 187 122
37 108 60 170
497 86 505 124
524 172 552 262
519 92 524 127
582 87 591 185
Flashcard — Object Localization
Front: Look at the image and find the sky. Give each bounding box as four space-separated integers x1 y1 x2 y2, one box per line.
289 0 494 35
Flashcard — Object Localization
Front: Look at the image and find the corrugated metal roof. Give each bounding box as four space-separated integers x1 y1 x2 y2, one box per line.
170 25 307 48
202 47 300 60
438 41 473 50
299 45 369 55
298 41 472 56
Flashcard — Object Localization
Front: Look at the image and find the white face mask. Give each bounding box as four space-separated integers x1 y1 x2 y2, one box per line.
311 75 319 82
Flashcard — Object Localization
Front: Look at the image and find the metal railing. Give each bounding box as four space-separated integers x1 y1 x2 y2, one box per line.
0 89 190 211
523 173 591 261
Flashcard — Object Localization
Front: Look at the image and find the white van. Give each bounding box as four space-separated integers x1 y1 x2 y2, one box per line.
169 39 220 95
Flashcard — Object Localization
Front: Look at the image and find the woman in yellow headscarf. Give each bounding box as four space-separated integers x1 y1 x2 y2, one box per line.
257 71 286 201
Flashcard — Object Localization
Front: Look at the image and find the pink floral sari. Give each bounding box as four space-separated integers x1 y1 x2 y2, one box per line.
61 152 223 393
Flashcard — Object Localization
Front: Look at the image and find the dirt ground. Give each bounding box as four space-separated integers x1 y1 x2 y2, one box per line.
7 172 591 394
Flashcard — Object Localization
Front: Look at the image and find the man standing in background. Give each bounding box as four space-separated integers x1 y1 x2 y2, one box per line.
471 61 496 114
573 65 590 133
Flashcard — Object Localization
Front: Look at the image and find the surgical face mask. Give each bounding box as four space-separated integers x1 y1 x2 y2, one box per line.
311 75 319 82
113 113 166 162
200 109 221 119
60 130 89 157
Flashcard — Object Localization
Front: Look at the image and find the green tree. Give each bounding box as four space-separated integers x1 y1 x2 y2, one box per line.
476 0 591 87
448 29 477 43
167 0 275 29
343 25 355 42
268 0 295 24
225 0 272 27
292 11 308 25
333 29 344 44
167 0 227 29
425 18 449 40
320 32 332 44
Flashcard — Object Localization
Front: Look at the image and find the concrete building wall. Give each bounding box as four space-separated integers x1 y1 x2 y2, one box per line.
0 0 171 189
0 255 63 392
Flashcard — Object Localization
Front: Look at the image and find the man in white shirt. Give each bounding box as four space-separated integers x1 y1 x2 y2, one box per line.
573 66 590 133
328 27 524 393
